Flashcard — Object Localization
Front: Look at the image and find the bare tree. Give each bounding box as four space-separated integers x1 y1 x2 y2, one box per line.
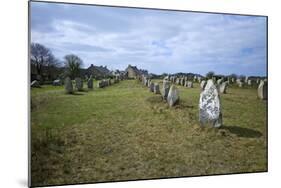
64 54 83 79
30 43 60 80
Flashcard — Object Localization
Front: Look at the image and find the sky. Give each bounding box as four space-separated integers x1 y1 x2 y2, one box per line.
30 2 267 76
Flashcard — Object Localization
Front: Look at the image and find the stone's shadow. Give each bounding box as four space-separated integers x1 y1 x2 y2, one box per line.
71 93 84 96
221 125 263 138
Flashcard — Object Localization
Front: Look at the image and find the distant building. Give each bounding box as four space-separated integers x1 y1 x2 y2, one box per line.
125 64 148 79
85 64 111 79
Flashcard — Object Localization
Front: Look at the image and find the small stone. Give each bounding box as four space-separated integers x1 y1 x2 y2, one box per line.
31 80 40 88
75 77 83 91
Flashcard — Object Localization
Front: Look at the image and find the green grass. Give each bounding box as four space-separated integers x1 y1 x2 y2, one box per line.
30 79 267 186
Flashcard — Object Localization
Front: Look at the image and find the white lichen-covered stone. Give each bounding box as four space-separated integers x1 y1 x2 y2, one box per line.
258 80 267 100
64 77 73 94
199 79 222 128
167 85 179 107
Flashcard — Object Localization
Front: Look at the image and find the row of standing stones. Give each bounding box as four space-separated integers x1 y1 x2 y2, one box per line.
140 75 267 128
63 76 121 94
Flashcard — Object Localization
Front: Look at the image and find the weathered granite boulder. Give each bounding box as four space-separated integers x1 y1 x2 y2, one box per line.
154 83 161 94
87 77 93 89
64 77 73 94
200 80 207 90
53 79 62 86
75 77 83 91
162 80 170 100
199 79 222 128
187 81 193 88
149 82 154 92
219 81 228 94
97 80 104 88
167 85 179 107
258 80 267 100
31 80 40 88
247 80 252 86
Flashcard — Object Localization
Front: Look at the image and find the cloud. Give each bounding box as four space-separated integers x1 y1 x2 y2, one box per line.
30 2 267 76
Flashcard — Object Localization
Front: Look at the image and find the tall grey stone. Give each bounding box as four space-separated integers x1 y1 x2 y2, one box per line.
162 80 170 100
149 82 154 92
187 81 193 88
87 76 93 89
219 81 228 94
200 80 207 90
167 85 179 107
199 79 222 128
75 77 83 91
154 83 161 94
258 80 267 100
64 77 73 94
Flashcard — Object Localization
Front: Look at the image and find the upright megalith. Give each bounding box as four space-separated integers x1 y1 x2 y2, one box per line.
258 80 267 100
167 85 180 107
162 80 170 100
149 82 154 92
199 79 222 128
75 77 83 91
219 81 228 94
200 80 207 90
64 77 73 94
187 81 193 88
154 83 161 94
87 76 93 89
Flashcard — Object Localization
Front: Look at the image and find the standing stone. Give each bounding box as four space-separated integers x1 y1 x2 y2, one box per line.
258 80 267 100
31 80 40 88
64 77 73 94
75 77 83 91
97 80 104 88
162 80 170 100
247 79 252 86
154 83 161 94
187 81 193 88
200 80 207 90
198 77 201 83
87 76 93 89
217 79 223 85
53 79 62 86
149 82 154 92
167 85 180 107
219 81 228 94
199 79 222 128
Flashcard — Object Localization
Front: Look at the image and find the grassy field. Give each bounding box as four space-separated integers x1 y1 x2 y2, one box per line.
30 79 267 186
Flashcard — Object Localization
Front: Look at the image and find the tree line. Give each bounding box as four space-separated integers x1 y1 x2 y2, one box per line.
30 43 84 82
